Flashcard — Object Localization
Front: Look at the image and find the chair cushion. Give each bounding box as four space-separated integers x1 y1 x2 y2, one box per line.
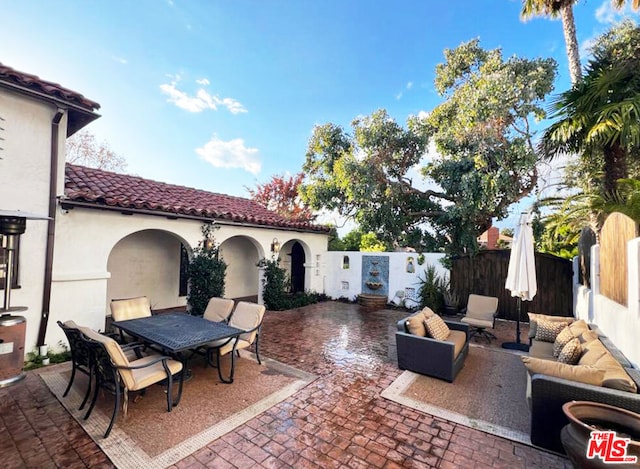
110 296 152 321
578 339 609 366
568 319 589 336
129 356 183 391
203 297 235 323
423 315 450 341
535 319 569 343
229 302 266 343
557 338 582 364
448 330 467 359
529 339 555 360
578 330 599 344
521 356 606 386
406 312 427 337
465 295 498 322
460 316 493 329
593 352 638 393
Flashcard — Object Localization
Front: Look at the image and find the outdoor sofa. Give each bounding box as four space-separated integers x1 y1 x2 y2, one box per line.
522 314 640 453
396 308 470 382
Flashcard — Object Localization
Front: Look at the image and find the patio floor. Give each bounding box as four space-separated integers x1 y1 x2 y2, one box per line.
1 301 569 468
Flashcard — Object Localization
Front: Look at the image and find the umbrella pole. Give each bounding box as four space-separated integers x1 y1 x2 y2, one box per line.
501 297 530 352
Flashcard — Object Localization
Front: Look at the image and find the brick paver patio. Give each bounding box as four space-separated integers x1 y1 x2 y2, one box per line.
0 301 569 468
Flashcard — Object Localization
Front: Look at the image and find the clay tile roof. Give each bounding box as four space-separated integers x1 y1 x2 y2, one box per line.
0 63 100 111
63 164 330 233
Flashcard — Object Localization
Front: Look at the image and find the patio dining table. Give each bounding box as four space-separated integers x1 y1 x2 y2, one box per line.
111 312 243 386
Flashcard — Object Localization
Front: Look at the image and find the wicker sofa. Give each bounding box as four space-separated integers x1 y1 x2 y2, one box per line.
523 316 640 453
396 309 470 382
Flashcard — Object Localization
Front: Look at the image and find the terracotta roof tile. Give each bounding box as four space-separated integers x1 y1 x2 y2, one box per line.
0 63 100 111
63 164 329 232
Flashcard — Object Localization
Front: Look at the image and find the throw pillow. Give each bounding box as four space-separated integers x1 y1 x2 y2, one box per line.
535 319 569 343
552 326 575 357
423 315 450 341
528 312 574 339
578 330 599 344
557 338 582 364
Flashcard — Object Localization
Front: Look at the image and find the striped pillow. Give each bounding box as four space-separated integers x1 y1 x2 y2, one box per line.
423 315 450 341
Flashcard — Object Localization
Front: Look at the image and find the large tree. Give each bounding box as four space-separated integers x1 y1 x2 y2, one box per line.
65 130 127 172
520 0 639 84
247 172 315 223
301 39 557 257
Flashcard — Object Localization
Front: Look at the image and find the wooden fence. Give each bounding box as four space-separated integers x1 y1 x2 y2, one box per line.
599 212 639 306
450 250 573 322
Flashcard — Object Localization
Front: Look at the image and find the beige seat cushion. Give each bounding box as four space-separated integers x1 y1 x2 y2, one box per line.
529 340 555 360
110 296 152 322
578 330 599 344
423 315 450 341
578 339 609 366
128 356 183 391
203 297 235 323
464 294 498 324
521 356 606 386
229 302 266 344
460 316 493 329
593 353 638 393
568 319 589 336
448 330 467 359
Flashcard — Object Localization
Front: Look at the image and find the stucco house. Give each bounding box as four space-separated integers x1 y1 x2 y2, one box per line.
0 63 329 357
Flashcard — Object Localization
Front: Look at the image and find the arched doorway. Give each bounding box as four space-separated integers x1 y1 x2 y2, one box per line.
107 229 190 311
219 236 262 301
290 241 306 293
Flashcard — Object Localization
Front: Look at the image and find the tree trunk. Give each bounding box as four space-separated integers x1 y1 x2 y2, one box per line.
603 143 627 196
560 4 582 84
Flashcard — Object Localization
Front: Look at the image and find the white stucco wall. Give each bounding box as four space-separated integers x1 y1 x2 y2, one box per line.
45 206 329 352
574 239 640 367
220 236 261 299
107 230 184 309
0 87 68 357
324 251 447 306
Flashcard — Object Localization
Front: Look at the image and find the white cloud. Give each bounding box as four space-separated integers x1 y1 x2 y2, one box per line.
111 56 128 65
406 81 413 90
595 1 639 23
395 81 415 100
196 136 261 175
160 77 247 114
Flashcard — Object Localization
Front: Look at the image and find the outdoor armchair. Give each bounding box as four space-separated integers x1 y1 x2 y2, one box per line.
202 301 266 384
460 294 499 343
203 297 235 323
78 326 184 438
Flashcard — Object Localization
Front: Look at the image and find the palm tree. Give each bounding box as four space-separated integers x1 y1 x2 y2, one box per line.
521 0 582 83
521 1 640 84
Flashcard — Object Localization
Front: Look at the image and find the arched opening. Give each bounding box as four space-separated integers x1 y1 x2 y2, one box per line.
290 241 306 293
107 229 190 313
219 236 261 302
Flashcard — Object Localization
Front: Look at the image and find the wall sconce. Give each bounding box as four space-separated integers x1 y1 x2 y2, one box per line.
205 239 215 250
270 237 281 257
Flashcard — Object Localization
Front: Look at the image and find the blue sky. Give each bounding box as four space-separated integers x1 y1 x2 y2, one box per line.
2 1 638 231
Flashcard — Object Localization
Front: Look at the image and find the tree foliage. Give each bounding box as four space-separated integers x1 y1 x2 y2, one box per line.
301 39 557 258
66 130 127 172
187 223 227 316
540 21 640 197
247 172 315 222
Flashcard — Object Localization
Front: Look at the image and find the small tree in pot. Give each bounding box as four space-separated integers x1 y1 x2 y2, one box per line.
187 223 227 316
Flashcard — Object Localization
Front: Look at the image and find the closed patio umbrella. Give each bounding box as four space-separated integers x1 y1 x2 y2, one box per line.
502 212 536 352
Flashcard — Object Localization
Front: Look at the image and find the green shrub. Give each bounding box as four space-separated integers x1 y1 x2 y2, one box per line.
259 258 322 310
187 223 227 316
417 264 445 314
